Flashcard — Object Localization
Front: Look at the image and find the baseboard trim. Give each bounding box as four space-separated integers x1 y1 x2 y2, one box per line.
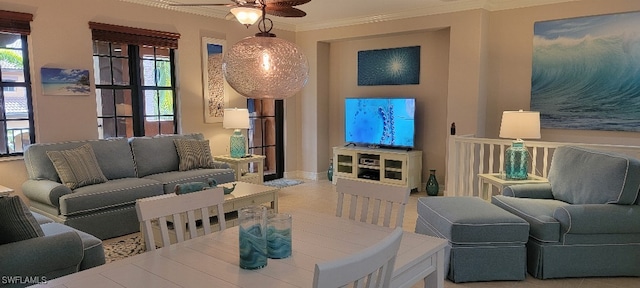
284 170 328 181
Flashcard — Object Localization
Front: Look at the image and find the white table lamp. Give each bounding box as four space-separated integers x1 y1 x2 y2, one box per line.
223 108 250 158
499 110 541 180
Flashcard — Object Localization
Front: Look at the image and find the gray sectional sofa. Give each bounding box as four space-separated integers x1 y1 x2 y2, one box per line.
22 133 235 240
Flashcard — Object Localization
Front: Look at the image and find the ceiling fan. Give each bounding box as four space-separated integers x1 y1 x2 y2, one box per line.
169 0 311 18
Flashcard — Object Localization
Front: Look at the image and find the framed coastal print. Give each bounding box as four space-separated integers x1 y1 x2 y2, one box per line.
41 68 90 96
202 37 227 123
357 46 420 86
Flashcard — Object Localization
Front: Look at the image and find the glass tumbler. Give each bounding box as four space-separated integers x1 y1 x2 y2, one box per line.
238 205 267 269
267 213 292 259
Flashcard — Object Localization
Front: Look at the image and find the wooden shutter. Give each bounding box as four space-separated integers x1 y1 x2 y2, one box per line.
89 22 180 49
0 10 33 35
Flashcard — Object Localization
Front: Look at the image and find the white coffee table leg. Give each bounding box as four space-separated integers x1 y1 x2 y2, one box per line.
424 249 445 288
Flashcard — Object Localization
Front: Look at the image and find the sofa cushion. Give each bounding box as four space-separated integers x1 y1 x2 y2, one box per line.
47 144 108 190
59 178 164 216
24 138 137 182
130 133 203 177
492 195 569 243
174 139 218 171
0 196 44 245
549 146 640 205
31 211 55 225
144 168 236 193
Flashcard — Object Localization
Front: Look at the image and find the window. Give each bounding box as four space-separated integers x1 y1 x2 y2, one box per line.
0 10 34 156
90 22 179 138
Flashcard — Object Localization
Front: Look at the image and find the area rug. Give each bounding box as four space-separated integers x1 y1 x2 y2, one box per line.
103 234 146 263
263 178 303 188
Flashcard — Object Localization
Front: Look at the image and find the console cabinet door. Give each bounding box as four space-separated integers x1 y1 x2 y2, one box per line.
381 154 406 185
333 149 357 182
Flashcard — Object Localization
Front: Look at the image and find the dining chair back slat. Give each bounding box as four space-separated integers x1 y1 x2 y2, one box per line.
336 178 410 228
312 227 403 288
135 187 226 251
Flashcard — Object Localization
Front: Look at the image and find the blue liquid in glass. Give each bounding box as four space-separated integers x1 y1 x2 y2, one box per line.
267 226 292 259
239 224 267 269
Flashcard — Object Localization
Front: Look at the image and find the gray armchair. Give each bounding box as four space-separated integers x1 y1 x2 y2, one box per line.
492 146 640 279
0 196 105 287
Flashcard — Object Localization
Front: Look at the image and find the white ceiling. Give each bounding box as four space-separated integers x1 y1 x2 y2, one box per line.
121 0 580 31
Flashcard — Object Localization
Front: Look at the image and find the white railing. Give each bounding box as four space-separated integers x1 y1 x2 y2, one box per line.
445 135 640 198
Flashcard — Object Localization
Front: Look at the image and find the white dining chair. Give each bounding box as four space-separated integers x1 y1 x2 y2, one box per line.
336 178 410 228
135 187 226 251
313 226 403 288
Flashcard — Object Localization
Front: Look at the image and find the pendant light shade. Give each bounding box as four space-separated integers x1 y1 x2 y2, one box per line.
223 35 309 99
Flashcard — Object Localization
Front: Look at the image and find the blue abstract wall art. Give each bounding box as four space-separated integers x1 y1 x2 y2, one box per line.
531 12 640 132
357 46 420 86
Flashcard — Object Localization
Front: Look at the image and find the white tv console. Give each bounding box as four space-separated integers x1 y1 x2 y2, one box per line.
332 146 422 191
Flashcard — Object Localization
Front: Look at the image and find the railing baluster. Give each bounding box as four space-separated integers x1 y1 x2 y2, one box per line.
446 135 640 198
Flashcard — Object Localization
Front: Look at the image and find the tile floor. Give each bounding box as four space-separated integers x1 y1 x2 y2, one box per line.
277 178 640 288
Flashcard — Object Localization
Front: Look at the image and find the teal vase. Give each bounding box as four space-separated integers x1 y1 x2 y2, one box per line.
426 170 439 196
327 159 333 182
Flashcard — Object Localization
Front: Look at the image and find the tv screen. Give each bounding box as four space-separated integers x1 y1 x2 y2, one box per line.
345 98 416 148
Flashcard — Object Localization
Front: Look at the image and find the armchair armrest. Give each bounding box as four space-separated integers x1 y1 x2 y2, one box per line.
212 161 230 169
0 231 83 278
554 204 640 234
22 179 72 207
503 183 554 199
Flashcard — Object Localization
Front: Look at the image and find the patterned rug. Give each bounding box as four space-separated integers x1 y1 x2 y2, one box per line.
263 178 303 188
103 234 146 263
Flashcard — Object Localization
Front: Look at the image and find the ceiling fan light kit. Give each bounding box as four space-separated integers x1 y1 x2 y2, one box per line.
230 7 261 27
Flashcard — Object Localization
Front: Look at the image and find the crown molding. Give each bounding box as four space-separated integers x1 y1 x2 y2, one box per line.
120 0 581 33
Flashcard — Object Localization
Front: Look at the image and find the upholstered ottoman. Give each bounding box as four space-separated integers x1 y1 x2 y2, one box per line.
415 197 530 283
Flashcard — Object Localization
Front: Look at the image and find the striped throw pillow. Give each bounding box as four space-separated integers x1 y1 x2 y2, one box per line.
46 144 108 190
0 196 45 245
174 139 216 171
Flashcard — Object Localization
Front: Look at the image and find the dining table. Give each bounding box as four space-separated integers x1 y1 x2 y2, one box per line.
36 210 448 288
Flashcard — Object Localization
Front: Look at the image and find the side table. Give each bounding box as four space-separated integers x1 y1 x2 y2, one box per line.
477 173 548 201
0 185 14 197
214 154 266 184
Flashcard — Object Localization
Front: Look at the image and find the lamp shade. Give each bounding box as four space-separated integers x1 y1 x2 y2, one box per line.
230 7 261 26
223 108 250 129
223 36 309 99
499 110 541 140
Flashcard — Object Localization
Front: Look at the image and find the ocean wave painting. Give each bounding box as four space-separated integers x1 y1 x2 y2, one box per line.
41 68 90 96
531 12 640 131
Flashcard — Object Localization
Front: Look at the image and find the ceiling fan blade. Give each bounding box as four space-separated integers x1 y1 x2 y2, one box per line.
265 6 306 17
265 0 311 7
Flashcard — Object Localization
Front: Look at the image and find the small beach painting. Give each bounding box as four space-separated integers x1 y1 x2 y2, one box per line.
531 12 640 132
41 68 90 96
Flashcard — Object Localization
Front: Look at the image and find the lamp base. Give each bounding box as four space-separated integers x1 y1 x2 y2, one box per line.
230 129 246 158
504 140 529 180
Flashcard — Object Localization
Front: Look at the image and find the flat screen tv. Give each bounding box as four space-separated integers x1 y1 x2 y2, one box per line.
345 98 416 148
